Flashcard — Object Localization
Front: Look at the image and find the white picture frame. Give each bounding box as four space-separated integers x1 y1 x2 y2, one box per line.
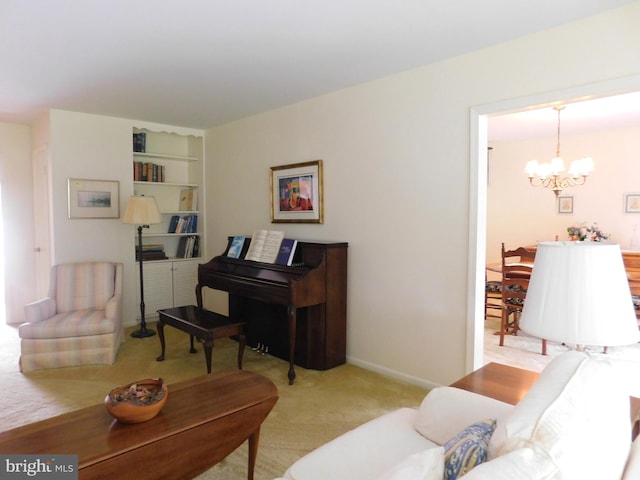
67 178 120 219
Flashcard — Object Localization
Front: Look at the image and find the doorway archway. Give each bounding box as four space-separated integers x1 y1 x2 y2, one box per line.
467 74 640 373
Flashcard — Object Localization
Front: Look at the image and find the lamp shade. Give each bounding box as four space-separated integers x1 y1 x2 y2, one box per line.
520 241 640 347
122 196 162 225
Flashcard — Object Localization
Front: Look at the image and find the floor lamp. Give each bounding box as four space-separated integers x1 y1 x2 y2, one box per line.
123 195 162 338
520 241 640 350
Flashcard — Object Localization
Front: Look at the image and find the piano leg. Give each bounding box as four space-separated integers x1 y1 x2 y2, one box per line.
287 305 297 385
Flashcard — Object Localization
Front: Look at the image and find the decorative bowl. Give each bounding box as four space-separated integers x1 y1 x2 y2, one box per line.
104 378 168 424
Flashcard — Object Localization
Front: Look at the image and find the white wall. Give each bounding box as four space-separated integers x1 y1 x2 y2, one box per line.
488 126 640 265
45 110 137 323
0 122 35 324
204 2 640 387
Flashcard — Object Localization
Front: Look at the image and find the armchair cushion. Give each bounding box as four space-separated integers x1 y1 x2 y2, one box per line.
55 262 116 312
19 309 117 339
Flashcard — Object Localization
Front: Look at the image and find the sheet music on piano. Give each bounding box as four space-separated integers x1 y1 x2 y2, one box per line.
245 230 285 263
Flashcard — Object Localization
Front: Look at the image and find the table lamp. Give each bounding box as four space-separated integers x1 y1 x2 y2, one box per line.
520 241 640 349
123 195 162 338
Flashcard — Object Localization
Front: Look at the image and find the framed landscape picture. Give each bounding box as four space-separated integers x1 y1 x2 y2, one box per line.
67 178 119 219
270 160 323 223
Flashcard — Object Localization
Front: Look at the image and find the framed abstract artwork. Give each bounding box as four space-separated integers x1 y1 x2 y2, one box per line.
270 160 323 223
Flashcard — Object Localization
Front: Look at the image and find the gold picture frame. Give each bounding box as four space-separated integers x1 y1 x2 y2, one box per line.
270 160 323 223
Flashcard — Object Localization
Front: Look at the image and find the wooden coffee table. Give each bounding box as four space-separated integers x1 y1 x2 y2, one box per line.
0 370 278 480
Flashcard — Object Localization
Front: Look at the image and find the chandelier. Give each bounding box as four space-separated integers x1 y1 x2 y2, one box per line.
524 105 594 197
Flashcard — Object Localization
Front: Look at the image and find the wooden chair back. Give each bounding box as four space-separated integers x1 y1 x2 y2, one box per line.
499 243 546 355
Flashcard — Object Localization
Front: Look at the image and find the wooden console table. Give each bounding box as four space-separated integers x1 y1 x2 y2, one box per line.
0 370 278 480
449 362 540 405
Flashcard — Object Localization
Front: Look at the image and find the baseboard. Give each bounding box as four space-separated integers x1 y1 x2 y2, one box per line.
346 355 442 391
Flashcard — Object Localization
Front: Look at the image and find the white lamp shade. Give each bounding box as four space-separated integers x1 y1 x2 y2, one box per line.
520 241 640 347
122 196 162 225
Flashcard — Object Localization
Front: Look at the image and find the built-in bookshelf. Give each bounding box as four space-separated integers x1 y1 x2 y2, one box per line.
131 125 205 319
132 127 204 261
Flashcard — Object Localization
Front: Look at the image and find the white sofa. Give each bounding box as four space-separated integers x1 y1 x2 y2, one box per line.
277 351 640 480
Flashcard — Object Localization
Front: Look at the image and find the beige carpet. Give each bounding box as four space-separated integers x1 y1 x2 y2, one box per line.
0 323 427 480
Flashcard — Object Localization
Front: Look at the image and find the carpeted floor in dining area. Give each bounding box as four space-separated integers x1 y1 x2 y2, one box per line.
0 322 427 480
483 314 640 397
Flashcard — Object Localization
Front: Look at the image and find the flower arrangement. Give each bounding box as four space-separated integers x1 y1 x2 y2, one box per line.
567 223 610 242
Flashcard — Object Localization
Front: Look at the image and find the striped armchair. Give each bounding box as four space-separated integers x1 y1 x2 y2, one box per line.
19 262 123 372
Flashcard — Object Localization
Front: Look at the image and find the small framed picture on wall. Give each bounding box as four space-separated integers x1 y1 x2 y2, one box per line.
625 193 640 213
558 195 573 214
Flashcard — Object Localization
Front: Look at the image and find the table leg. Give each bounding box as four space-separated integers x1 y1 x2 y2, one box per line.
287 305 297 385
190 335 197 353
247 426 261 480
203 337 213 374
156 316 166 362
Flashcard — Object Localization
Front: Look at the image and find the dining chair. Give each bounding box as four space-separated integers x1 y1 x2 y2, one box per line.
499 243 547 355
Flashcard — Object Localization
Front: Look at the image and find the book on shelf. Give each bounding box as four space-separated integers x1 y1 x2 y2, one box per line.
133 161 165 183
168 215 180 233
179 188 197 211
137 251 168 261
142 244 165 252
133 132 146 153
176 235 199 258
275 238 298 266
244 230 285 263
227 236 245 259
192 236 200 258
174 215 197 233
137 243 167 261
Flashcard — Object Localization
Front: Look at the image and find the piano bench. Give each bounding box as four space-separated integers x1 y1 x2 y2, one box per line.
156 305 246 374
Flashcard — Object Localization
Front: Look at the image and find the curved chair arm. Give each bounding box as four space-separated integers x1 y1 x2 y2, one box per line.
104 294 122 323
24 297 56 324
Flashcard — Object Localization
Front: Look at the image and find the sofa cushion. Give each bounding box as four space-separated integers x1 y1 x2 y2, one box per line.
376 446 444 480
462 447 560 479
443 419 496 480
415 387 512 445
284 408 438 480
489 350 630 480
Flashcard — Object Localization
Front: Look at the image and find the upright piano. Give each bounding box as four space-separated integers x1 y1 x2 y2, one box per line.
196 237 348 384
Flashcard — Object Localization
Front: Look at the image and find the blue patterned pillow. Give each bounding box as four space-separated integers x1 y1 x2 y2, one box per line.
443 418 496 480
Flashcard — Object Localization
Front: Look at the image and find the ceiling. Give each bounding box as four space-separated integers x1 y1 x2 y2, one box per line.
1 0 639 136
488 92 640 142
